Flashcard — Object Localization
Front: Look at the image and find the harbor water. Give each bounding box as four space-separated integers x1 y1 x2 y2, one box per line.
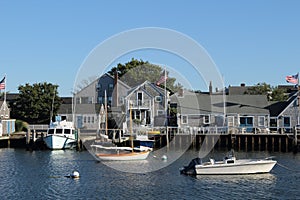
0 148 299 200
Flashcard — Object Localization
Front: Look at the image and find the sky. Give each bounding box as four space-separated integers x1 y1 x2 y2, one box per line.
1 0 300 96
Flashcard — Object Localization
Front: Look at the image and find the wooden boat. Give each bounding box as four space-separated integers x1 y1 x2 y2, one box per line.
180 151 277 175
92 92 150 161
91 144 150 161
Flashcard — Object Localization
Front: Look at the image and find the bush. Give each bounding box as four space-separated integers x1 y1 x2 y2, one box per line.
15 120 28 132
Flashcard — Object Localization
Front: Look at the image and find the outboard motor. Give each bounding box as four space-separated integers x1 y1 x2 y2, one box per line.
180 157 202 175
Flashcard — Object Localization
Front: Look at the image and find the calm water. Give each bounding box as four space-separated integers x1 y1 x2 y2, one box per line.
0 148 299 200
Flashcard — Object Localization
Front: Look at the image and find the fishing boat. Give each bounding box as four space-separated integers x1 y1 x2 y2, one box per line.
180 151 277 175
44 119 77 150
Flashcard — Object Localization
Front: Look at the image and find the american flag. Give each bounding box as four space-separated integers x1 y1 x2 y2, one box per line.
0 77 5 90
286 73 299 84
156 70 168 86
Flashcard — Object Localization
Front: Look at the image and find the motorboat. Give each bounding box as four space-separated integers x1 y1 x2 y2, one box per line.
180 151 277 175
44 120 77 150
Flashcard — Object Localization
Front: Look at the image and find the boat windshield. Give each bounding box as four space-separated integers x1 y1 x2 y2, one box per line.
48 129 54 134
56 129 63 134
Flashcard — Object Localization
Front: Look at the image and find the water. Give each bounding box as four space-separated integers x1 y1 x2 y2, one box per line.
0 148 299 200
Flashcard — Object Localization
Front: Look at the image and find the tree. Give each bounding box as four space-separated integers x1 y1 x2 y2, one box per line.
108 58 182 93
10 82 61 124
244 82 287 101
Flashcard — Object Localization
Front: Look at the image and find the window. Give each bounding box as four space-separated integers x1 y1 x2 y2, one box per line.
258 116 265 126
84 116 86 123
56 129 63 134
155 96 162 102
76 98 81 104
88 97 93 104
108 83 114 91
48 129 54 134
204 115 210 124
135 110 141 120
88 116 90 123
98 96 103 104
239 116 253 127
137 92 143 106
157 110 165 116
91 116 94 123
81 97 89 104
227 116 234 127
97 83 102 91
108 97 112 105
182 115 188 124
64 129 71 134
283 116 290 127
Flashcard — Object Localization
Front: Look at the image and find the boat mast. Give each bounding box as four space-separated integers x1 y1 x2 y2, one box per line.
130 101 134 152
105 90 108 136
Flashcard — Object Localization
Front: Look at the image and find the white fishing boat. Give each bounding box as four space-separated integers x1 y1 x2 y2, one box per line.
180 151 277 175
44 119 77 150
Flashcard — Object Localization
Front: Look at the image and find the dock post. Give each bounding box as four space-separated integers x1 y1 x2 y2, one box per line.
258 136 261 151
272 136 275 152
245 136 248 152
279 136 282 152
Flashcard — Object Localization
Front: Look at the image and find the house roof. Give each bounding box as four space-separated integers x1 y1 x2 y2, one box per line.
126 81 166 99
171 90 270 116
226 95 269 115
268 91 298 117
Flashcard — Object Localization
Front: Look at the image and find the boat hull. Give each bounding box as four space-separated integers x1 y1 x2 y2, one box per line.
44 135 77 150
96 151 150 161
195 160 277 175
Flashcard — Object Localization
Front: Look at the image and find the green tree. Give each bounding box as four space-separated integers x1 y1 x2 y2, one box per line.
244 82 287 101
10 82 61 124
108 58 182 93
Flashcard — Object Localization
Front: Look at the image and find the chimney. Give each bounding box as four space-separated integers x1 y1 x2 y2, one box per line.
241 83 246 87
112 71 118 107
209 81 212 95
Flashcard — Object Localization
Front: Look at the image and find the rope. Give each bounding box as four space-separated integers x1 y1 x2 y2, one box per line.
276 162 300 172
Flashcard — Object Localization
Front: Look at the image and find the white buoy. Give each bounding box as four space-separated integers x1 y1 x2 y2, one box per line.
71 170 80 178
161 155 167 161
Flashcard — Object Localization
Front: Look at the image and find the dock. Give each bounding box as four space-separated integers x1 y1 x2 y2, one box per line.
0 126 299 153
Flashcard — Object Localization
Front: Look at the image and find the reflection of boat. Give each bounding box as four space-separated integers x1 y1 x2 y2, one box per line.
180 151 277 175
44 120 77 150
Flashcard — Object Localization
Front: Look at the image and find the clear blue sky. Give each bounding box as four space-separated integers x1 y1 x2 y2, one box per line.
1 0 300 96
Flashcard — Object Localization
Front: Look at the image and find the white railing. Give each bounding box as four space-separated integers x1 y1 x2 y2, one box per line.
28 124 49 130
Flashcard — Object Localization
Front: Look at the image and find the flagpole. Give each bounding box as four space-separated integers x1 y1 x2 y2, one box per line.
4 74 6 103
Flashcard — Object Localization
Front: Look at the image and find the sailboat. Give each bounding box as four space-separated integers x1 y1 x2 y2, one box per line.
91 93 150 161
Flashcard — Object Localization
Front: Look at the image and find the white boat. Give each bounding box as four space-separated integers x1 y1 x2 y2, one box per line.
44 120 77 150
180 151 277 175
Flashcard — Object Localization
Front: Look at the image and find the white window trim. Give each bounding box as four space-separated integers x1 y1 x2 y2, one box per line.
182 115 188 124
227 116 234 127
203 115 210 124
155 96 162 102
258 116 265 127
